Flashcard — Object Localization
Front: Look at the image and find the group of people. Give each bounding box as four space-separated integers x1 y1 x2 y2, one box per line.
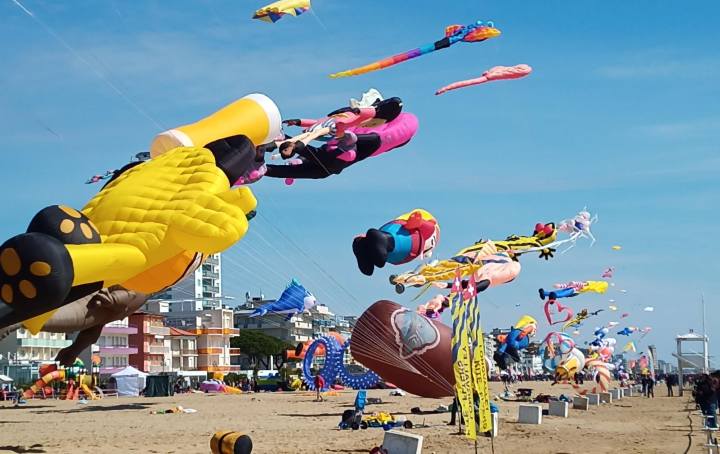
693 372 720 429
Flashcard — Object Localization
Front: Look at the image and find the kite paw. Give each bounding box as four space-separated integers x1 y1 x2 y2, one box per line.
27 205 101 245
0 232 73 310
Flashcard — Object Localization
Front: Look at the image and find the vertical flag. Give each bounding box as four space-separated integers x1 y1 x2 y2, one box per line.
465 274 492 433
450 269 476 439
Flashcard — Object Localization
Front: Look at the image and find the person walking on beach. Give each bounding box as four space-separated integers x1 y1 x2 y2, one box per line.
646 376 655 398
641 375 648 396
666 374 675 396
314 374 325 402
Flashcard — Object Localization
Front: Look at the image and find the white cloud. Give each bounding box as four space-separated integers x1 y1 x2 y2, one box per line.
632 118 720 139
595 49 720 80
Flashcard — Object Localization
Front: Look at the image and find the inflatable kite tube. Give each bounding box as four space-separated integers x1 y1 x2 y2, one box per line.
150 93 282 158
302 336 340 390
302 336 380 390
351 300 455 398
335 340 380 389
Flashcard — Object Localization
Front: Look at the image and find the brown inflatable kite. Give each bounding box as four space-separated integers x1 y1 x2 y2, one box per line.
351 300 454 398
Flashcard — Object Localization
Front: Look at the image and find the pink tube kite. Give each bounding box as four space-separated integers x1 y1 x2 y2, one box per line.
435 64 532 95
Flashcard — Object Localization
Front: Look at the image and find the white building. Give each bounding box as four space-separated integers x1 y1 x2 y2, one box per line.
0 329 71 363
157 253 223 305
156 305 239 374
94 317 138 375
169 327 199 372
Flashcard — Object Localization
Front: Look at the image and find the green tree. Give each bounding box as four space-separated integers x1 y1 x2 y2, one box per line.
230 331 292 378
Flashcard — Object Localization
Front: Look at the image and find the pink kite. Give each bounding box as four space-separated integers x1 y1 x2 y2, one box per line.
601 267 614 279
435 64 532 95
544 299 573 326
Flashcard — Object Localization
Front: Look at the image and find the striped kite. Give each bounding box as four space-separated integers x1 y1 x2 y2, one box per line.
329 20 500 78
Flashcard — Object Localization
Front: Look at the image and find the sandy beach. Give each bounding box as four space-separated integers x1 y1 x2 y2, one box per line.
0 382 705 453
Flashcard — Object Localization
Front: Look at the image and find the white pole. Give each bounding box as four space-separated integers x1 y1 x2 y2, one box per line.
702 293 709 373
702 293 706 340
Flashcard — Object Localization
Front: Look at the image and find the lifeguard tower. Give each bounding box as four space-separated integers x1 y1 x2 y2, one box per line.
673 329 709 397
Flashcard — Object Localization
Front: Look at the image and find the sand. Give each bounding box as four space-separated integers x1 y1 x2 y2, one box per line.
0 382 706 453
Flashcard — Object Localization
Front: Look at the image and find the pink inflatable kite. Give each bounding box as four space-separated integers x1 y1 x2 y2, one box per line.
435 64 532 95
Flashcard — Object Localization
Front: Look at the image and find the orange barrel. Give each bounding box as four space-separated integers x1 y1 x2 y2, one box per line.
210 430 253 454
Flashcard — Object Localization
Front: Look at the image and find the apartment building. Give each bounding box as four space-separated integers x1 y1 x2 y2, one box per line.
163 308 239 374
0 328 71 363
128 312 172 373
235 296 357 344
234 296 314 345
156 253 223 304
95 318 138 375
169 327 199 372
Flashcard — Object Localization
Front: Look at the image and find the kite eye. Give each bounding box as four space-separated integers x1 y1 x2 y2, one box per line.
487 21 494 28
543 225 554 236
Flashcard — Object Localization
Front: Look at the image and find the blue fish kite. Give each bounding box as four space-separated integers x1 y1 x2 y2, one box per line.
617 327 635 336
250 279 317 319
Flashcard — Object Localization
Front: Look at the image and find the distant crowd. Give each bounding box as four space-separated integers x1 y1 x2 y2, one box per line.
692 371 720 429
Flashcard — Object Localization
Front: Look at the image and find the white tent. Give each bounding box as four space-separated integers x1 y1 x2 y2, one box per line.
0 374 12 384
111 366 147 397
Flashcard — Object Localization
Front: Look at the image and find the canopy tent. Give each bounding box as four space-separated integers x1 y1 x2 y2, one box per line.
111 366 147 397
0 375 13 383
145 374 175 397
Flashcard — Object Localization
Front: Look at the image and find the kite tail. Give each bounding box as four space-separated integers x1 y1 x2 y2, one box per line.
329 39 447 78
435 76 490 95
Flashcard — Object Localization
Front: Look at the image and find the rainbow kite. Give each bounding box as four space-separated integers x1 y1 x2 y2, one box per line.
329 20 501 78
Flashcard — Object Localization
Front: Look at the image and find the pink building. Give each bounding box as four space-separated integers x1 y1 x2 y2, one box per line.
95 318 138 375
128 312 171 373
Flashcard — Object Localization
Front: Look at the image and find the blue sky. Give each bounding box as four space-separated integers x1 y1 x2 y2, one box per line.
1 0 718 363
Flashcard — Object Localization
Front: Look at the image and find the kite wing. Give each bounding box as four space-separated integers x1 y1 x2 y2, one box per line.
253 0 311 23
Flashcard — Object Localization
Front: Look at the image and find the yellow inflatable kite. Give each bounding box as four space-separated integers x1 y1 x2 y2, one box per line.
0 94 281 333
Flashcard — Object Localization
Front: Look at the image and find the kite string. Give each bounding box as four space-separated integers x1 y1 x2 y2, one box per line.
9 0 166 131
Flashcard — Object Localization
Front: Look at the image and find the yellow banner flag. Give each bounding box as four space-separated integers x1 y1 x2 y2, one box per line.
450 278 476 440
467 295 492 432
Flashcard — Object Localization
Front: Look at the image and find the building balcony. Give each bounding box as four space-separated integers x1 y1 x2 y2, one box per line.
193 328 239 336
229 348 241 356
148 345 169 355
147 325 170 336
198 347 224 355
101 325 138 335
99 346 138 356
171 349 199 357
99 366 127 375
198 365 241 372
18 338 72 348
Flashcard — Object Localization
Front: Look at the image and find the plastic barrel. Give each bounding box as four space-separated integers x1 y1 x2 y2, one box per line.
151 93 282 158
210 430 253 454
